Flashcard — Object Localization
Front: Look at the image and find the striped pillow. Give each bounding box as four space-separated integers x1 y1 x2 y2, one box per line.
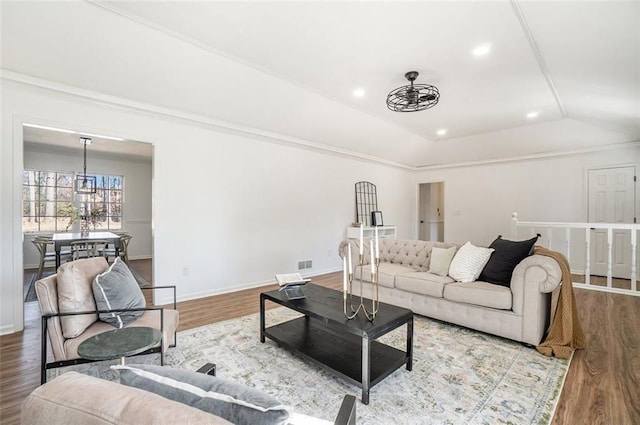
448 242 495 283
113 365 290 425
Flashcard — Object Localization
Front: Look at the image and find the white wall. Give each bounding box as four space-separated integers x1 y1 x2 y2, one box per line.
0 79 415 334
22 147 153 268
414 147 640 250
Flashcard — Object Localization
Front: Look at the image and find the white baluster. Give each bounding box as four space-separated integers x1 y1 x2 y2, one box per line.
511 212 519 239
631 230 637 292
565 228 571 264
607 227 613 288
547 228 553 250
585 228 591 286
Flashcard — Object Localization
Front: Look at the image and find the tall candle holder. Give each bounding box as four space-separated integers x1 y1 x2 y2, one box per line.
343 253 380 321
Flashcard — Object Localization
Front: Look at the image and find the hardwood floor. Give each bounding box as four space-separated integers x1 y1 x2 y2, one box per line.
1 259 638 424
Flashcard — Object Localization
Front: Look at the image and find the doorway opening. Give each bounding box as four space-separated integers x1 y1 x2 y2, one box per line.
21 124 154 305
418 182 445 242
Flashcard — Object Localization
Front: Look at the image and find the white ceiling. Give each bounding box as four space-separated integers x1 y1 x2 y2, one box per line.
2 1 639 168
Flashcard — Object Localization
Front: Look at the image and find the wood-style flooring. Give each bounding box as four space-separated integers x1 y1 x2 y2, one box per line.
1 259 638 424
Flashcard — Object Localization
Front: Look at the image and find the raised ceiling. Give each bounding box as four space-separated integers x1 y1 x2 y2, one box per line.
2 1 638 168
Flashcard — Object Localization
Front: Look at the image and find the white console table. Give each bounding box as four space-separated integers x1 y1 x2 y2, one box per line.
346 226 397 240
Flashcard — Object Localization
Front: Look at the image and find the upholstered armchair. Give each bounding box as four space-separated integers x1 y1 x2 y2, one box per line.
35 257 179 384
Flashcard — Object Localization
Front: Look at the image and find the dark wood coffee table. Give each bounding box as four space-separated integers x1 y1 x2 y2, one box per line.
260 283 413 405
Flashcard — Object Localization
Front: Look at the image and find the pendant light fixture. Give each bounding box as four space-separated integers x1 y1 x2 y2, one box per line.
386 71 440 112
75 137 96 194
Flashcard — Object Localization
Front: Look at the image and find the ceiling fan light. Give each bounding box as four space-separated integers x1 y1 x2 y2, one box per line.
386 71 440 112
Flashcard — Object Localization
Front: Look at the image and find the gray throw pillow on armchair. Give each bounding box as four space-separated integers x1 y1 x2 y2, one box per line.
92 257 146 328
113 364 290 425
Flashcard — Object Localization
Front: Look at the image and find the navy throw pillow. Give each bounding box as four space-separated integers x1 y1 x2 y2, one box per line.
479 235 539 287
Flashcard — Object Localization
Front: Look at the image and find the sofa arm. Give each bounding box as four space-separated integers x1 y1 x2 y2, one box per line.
511 254 562 315
510 254 563 345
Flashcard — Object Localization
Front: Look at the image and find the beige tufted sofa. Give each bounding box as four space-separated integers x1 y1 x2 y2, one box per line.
339 239 562 346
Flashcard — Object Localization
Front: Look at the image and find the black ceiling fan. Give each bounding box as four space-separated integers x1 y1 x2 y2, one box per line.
386 71 440 112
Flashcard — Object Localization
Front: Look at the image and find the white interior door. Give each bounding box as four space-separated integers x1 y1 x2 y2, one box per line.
588 166 636 278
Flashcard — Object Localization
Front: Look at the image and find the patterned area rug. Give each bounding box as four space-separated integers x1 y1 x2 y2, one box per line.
50 308 570 424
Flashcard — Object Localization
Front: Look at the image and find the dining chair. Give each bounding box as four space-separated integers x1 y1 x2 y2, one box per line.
70 240 109 260
99 232 132 264
31 236 72 282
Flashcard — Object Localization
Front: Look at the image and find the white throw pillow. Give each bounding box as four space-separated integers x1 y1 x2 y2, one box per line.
428 246 457 276
448 242 495 283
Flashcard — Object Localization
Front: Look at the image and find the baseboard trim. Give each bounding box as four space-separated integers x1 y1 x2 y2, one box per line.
163 266 342 305
0 324 18 336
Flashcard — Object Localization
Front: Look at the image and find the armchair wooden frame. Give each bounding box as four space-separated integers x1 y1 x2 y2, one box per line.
40 285 177 384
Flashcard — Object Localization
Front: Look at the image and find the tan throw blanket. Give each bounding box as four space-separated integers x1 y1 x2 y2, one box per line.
534 246 586 359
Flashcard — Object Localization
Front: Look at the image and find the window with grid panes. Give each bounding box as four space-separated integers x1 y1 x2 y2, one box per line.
22 170 123 232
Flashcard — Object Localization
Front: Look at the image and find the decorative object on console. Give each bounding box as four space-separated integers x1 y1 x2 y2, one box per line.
448 241 495 283
343 224 380 320
75 136 97 194
479 234 540 287
386 71 440 112
371 210 383 226
354 181 378 226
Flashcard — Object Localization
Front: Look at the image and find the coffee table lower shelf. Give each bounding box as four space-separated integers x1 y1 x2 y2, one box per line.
264 317 407 402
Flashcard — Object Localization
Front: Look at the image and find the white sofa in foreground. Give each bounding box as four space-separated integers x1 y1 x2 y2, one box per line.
339 238 562 346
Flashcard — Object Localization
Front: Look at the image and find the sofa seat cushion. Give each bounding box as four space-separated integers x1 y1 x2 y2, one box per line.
356 263 415 288
62 309 179 360
443 281 512 310
21 371 233 425
395 272 454 298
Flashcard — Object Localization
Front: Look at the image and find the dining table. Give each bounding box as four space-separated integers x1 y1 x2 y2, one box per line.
52 231 121 268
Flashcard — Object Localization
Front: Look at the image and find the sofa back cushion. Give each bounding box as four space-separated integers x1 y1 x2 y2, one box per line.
379 239 457 272
57 257 109 338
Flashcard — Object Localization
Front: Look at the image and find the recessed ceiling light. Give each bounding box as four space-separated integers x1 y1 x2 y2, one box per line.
473 44 492 56
353 88 366 97
526 111 539 119
436 129 448 136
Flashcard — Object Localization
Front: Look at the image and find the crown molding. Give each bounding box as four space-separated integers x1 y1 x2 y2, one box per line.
1 69 414 171
415 140 640 171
